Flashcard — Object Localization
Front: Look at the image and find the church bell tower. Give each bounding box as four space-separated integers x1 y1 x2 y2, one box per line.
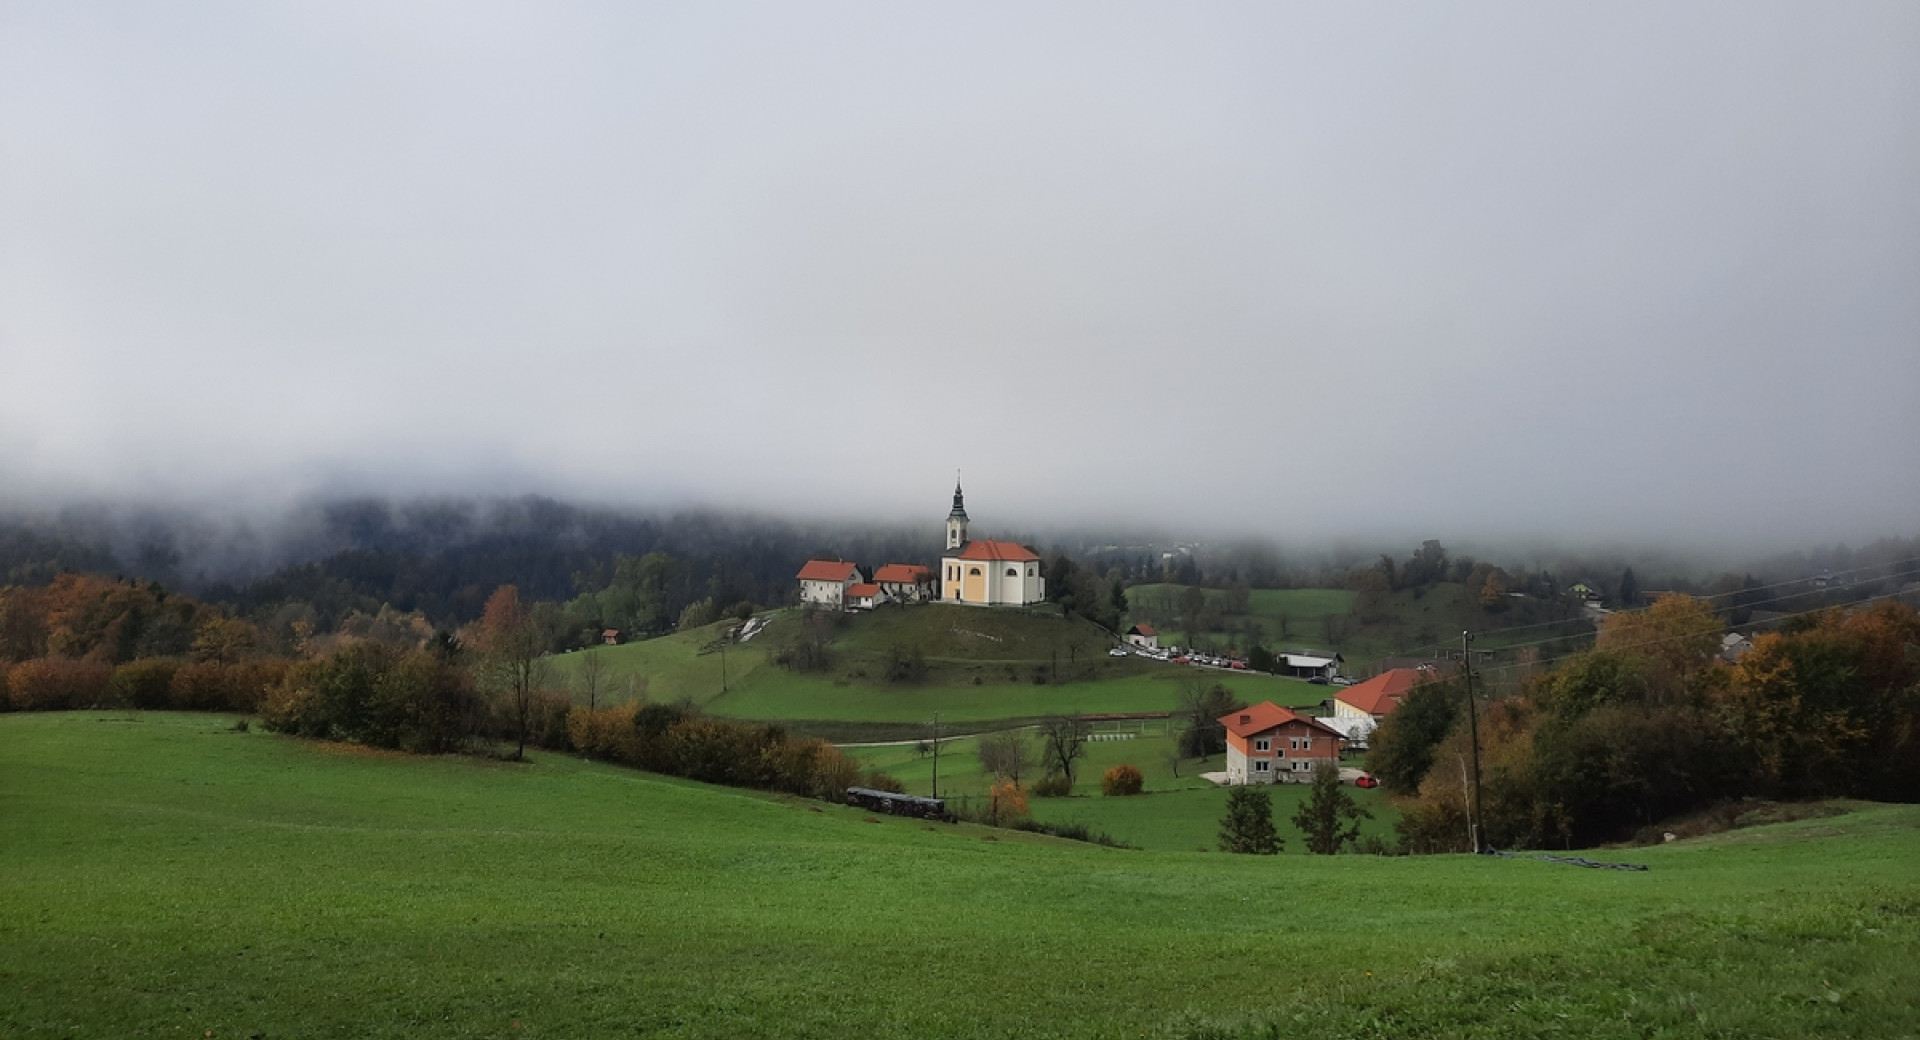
946 478 969 550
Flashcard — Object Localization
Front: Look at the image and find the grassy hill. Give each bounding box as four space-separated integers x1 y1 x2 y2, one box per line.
6 712 1917 1039
1127 582 1594 672
545 605 1328 727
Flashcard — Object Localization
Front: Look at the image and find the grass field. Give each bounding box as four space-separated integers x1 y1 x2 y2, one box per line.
6 712 1918 1039
544 607 1329 725
845 728 1400 853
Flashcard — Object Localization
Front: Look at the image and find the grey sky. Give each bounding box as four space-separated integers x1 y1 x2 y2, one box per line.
3 2 1916 549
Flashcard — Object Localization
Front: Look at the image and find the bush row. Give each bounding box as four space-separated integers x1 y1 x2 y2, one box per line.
568 702 862 800
3 656 292 713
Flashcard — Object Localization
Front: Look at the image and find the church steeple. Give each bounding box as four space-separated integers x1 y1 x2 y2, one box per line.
946 476 969 550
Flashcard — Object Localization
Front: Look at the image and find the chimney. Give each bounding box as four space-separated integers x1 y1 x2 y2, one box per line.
1239 714 1250 725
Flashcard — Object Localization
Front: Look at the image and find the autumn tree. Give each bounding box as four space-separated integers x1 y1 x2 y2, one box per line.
476 585 546 760
1596 594 1722 681
1365 676 1463 794
1291 761 1372 854
1218 786 1281 854
191 618 256 666
985 779 1030 826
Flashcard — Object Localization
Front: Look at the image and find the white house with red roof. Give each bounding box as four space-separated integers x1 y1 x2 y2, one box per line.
937 481 1045 607
1320 667 1430 746
1220 701 1345 784
873 563 935 603
1125 623 1159 650
796 559 861 609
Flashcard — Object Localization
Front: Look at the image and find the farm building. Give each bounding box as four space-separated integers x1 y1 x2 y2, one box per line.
797 559 861 609
939 481 1045 607
1278 650 1343 680
1323 668 1429 745
1126 623 1159 650
1219 701 1344 784
845 583 884 610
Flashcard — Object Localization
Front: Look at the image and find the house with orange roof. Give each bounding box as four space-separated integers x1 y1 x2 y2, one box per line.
937 481 1045 606
873 563 935 603
1220 701 1345 784
844 582 884 610
1332 667 1428 724
1125 623 1158 650
796 559 862 610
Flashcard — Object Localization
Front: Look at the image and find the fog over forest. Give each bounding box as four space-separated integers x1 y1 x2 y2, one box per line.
3 3 1916 548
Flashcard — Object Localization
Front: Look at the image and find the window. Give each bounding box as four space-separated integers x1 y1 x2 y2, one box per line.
1254 738 1269 752
1253 760 1269 773
1302 738 1311 751
969 567 982 577
1006 567 1018 578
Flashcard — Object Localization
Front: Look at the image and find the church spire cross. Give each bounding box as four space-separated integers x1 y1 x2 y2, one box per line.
949 475 968 520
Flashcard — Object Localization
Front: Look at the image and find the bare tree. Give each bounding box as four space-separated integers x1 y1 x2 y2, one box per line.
577 651 606 710
1038 716 1087 784
476 585 547 760
977 729 1033 783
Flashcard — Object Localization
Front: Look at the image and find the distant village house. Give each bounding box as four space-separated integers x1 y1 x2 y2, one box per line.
1126 623 1159 650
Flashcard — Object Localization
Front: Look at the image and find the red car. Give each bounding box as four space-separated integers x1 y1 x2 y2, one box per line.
1229 660 1247 670
1354 774 1379 789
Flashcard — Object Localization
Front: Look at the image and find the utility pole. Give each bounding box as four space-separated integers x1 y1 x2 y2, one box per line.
931 712 941 799
1461 630 1485 854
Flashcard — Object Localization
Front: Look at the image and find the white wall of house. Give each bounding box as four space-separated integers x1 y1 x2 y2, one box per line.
799 577 850 608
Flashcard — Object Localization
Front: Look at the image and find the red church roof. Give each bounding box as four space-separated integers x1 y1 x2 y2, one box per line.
952 540 1040 563
1335 668 1428 717
796 559 858 582
872 563 931 584
1220 701 1344 739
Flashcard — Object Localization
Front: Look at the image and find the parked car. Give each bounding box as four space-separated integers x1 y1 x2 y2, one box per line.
1172 655 1191 664
1308 676 1329 685
1229 660 1247 670
1354 773 1379 788
1332 676 1355 686
1107 647 1129 658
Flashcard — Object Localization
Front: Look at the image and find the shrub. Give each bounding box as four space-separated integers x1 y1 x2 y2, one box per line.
863 770 906 793
1101 763 1145 796
169 659 290 712
984 779 1030 825
1030 774 1073 798
567 703 641 761
111 658 180 709
6 658 115 710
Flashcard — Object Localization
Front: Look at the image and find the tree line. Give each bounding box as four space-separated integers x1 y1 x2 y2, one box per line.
1367 596 1920 851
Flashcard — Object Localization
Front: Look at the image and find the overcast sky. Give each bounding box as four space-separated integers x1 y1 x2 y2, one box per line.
3 2 1916 549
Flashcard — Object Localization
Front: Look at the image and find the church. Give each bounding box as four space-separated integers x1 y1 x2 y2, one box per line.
939 481 1046 607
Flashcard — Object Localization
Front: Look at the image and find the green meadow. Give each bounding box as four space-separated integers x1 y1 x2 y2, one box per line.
545 607 1327 725
6 712 1918 1039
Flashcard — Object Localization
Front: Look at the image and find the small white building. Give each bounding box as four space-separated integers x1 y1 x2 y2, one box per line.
1126 623 1159 650
844 583 886 611
797 560 860 609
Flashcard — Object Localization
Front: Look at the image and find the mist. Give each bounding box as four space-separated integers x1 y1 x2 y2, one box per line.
3 2 1916 550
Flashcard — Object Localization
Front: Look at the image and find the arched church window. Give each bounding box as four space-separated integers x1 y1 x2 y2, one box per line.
1005 568 1018 578
969 567 982 577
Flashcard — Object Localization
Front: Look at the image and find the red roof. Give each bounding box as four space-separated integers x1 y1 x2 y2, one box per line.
1335 668 1427 717
1128 623 1157 637
952 539 1040 562
796 559 858 582
872 563 930 584
1220 701 1344 739
846 583 880 598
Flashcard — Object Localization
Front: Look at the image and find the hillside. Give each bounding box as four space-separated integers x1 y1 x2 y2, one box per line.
4 712 1917 1039
1127 582 1593 671
545 605 1329 726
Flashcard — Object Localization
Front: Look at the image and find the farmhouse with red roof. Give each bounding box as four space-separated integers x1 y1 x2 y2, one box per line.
1220 701 1345 785
1125 623 1159 650
796 559 861 609
938 480 1045 606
